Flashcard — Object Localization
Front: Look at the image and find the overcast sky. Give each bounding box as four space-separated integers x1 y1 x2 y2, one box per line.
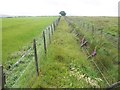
0 0 119 16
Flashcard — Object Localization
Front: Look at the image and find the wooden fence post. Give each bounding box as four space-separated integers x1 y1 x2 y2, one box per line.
92 25 94 36
100 28 103 40
53 23 55 31
48 26 51 44
46 27 48 37
54 22 56 30
0 65 5 89
46 28 48 44
43 31 47 55
33 39 39 76
56 19 59 25
55 21 56 27
51 24 54 35
53 23 55 32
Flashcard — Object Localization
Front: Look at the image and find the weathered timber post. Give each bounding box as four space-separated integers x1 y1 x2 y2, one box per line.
43 31 47 55
51 24 54 35
53 22 55 31
56 19 59 25
46 28 48 45
49 25 52 36
0 65 5 89
46 27 48 37
48 26 51 44
53 23 55 32
33 39 39 76
54 21 56 29
100 28 103 40
92 25 95 37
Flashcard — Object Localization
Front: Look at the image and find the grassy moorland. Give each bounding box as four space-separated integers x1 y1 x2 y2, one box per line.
3 16 118 88
32 17 106 88
68 16 118 37
2 16 57 66
31 17 118 88
65 16 118 87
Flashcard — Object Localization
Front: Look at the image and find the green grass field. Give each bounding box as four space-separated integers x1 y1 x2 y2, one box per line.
65 16 118 87
2 16 118 88
68 16 118 37
2 16 57 66
32 17 104 88
32 17 118 88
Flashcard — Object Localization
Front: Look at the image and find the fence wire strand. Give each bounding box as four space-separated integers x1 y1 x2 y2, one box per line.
4 17 61 88
65 16 111 87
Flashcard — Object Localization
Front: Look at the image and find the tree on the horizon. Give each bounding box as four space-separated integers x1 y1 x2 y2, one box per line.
59 11 66 16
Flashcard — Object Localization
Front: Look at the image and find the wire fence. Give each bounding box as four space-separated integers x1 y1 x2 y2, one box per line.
64 16 118 88
1 16 119 89
65 16 118 49
0 16 61 88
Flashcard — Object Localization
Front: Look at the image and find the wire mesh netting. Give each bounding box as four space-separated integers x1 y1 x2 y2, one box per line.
4 17 61 88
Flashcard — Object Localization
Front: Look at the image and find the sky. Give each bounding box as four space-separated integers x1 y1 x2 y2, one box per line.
0 0 119 16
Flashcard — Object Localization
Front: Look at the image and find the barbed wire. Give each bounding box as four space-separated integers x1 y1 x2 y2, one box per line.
65 16 111 86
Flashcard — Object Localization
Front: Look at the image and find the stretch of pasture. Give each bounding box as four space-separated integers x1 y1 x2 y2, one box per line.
2 16 57 65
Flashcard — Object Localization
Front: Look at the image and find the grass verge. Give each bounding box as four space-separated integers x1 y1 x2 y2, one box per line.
32 17 104 88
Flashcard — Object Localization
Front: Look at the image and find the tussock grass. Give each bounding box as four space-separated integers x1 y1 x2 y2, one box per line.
32 17 104 88
67 16 118 86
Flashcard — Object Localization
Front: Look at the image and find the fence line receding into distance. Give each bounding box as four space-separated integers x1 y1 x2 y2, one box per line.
0 16 61 89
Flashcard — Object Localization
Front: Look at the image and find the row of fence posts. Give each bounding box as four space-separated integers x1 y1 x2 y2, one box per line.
81 22 104 40
31 16 61 77
65 17 104 40
0 16 61 89
64 17 109 87
74 18 117 48
65 17 120 89
81 22 118 48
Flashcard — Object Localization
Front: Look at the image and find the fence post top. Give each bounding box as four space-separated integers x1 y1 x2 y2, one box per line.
43 30 45 33
33 39 36 41
0 65 2 67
